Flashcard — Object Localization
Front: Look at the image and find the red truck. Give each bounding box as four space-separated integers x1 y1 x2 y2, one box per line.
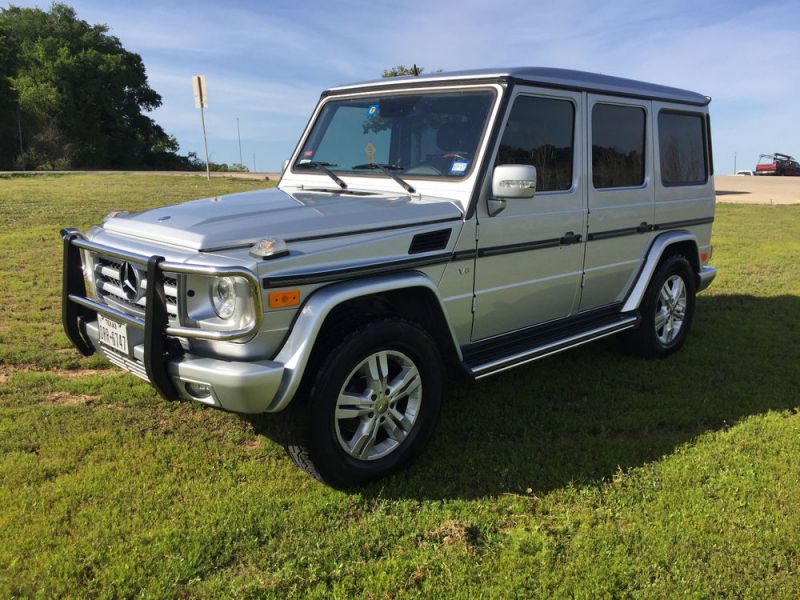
755 153 800 176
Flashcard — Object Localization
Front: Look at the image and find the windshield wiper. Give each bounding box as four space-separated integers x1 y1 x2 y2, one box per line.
294 161 347 190
352 163 416 194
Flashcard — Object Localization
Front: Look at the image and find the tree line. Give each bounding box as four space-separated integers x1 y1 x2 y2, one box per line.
0 3 214 171
0 0 428 174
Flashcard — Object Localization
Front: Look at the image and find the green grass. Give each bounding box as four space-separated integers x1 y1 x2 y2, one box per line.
1 174 799 598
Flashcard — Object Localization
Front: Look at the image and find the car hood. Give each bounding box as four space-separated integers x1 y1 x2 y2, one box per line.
102 187 463 251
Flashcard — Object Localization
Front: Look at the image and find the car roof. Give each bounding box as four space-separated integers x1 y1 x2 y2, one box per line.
325 67 710 106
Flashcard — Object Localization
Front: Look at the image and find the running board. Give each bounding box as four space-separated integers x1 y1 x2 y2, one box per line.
465 313 639 379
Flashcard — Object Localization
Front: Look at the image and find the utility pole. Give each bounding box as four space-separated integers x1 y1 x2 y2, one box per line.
734 152 737 174
252 152 257 173
192 75 210 180
236 117 243 166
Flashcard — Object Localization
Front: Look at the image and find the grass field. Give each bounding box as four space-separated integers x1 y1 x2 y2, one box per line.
1 173 799 598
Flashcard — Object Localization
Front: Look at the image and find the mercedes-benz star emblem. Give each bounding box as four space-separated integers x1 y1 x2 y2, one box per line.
119 262 141 301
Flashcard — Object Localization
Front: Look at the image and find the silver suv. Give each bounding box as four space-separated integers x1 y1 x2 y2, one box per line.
62 67 717 486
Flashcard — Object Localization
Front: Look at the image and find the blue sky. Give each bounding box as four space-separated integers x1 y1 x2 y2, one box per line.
8 0 800 172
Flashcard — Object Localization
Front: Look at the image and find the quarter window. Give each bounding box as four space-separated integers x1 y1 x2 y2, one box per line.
658 111 708 185
497 96 574 192
592 104 646 189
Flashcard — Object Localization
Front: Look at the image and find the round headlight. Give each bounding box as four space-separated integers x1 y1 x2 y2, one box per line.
210 277 236 320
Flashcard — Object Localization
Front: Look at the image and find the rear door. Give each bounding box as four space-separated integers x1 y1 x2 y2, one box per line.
580 95 654 311
471 86 586 340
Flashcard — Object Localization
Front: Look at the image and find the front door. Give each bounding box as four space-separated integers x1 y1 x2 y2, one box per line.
472 87 586 341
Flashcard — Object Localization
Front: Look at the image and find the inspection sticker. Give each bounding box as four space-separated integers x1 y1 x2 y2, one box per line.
450 160 469 175
366 104 379 118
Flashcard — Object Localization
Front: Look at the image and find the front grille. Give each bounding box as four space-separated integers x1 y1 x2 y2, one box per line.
93 256 179 319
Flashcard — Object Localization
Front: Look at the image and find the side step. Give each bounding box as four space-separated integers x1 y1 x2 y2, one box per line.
464 311 639 379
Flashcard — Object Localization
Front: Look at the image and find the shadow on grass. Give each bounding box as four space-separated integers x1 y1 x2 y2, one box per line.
247 294 800 499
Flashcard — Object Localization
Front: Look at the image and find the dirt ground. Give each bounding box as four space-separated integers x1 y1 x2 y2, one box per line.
715 175 800 205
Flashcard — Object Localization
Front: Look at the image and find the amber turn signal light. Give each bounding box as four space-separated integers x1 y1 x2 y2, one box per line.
268 289 300 308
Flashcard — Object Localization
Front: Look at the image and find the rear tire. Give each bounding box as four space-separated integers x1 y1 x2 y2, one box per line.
286 318 443 488
621 253 697 359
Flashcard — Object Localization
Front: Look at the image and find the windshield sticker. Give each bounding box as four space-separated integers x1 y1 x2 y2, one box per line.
450 160 469 175
366 104 379 118
364 142 377 163
302 150 314 158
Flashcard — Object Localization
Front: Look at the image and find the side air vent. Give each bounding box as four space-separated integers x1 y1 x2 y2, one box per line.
408 228 452 254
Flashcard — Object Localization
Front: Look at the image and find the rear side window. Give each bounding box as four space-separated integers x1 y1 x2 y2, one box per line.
497 96 574 192
592 103 646 189
658 111 708 185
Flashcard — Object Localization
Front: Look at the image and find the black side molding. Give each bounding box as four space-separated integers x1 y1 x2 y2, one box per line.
263 253 452 288
653 216 714 231
588 217 713 242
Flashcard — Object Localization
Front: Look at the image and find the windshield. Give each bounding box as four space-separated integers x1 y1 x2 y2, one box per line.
294 89 496 179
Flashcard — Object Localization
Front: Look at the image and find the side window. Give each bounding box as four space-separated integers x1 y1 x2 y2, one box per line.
592 103 646 189
658 111 708 185
497 95 574 192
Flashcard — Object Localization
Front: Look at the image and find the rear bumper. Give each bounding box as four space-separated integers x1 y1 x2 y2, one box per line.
698 265 717 292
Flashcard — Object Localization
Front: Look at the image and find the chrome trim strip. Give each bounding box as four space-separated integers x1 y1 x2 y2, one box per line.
471 316 638 378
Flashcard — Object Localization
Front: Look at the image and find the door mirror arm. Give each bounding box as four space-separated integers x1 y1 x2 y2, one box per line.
487 197 507 216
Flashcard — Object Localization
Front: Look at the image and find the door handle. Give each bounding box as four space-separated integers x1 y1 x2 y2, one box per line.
636 222 653 233
560 232 582 245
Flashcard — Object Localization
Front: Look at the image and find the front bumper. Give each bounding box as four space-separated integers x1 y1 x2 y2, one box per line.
61 228 283 414
82 320 284 413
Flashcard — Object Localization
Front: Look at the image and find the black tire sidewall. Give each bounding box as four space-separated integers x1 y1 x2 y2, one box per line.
306 319 443 487
640 254 697 357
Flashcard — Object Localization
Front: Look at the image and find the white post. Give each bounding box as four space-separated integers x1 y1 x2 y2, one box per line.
193 75 211 180
200 105 210 180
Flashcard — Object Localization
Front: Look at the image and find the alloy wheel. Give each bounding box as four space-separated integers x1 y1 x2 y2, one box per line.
334 350 423 461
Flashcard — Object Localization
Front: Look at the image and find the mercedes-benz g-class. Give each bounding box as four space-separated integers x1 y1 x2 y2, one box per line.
62 67 716 486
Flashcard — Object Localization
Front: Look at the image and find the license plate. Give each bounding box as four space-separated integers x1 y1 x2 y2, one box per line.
98 314 129 355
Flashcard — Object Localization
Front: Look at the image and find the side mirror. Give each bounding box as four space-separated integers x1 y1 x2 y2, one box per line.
492 164 537 199
282 159 290 172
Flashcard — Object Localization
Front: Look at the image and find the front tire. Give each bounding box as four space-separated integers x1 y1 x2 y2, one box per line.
286 318 443 487
621 253 697 359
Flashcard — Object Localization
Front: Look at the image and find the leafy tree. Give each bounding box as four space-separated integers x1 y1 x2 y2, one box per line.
0 3 189 170
382 64 424 78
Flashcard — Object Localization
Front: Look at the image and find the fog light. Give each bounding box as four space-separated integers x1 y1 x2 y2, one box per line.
185 382 212 399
